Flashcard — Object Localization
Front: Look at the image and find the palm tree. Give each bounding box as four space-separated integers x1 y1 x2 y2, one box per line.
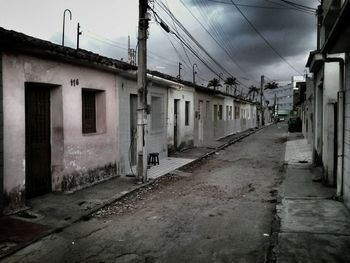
224 77 239 94
247 85 259 101
207 78 222 90
264 81 279 90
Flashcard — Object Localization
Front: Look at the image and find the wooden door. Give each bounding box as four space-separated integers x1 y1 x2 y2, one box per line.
25 84 51 198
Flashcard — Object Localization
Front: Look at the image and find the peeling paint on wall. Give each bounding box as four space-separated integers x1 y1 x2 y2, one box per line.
60 162 118 192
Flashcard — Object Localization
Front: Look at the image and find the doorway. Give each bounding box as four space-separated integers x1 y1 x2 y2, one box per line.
130 94 138 166
198 100 203 141
25 83 52 198
174 99 180 149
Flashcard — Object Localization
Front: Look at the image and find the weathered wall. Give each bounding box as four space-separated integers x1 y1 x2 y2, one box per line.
322 60 341 185
118 77 168 175
193 91 214 146
167 86 194 151
314 66 324 164
343 55 350 209
193 91 257 146
303 78 314 145
2 53 119 212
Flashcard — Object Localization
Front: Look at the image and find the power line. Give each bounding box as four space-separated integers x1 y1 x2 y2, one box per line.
229 0 302 75
154 2 233 78
179 0 255 84
208 0 294 9
164 0 193 68
263 0 316 14
278 0 317 11
207 0 316 14
85 30 181 68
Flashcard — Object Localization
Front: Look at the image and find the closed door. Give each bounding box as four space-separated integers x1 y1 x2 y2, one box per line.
174 99 180 148
198 100 203 141
25 84 51 198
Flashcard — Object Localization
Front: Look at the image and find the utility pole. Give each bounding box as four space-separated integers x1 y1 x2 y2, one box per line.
178 62 182 80
76 22 82 49
137 0 149 183
260 75 265 126
192 63 197 84
274 93 277 119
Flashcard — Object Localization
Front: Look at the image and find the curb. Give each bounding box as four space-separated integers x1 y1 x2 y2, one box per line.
0 123 272 260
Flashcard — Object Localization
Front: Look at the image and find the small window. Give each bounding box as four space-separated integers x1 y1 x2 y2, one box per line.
151 96 162 132
82 89 97 133
185 101 190 126
226 106 229 120
213 104 218 121
82 88 106 134
235 106 240 119
206 101 210 118
218 105 223 120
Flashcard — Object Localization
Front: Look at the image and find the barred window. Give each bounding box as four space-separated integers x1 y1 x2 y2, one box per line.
82 89 96 133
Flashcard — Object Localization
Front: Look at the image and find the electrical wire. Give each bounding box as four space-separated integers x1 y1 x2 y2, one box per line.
229 0 303 75
154 1 249 86
164 0 193 68
179 0 256 85
152 3 224 79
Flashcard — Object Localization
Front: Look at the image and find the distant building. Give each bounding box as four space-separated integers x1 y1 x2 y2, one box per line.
264 83 294 118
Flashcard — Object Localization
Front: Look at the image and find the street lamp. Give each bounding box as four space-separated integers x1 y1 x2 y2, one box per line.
62 9 72 46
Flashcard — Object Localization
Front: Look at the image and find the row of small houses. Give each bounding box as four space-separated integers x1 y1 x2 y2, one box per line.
0 27 258 214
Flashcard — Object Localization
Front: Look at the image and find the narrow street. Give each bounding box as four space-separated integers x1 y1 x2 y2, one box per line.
3 124 287 263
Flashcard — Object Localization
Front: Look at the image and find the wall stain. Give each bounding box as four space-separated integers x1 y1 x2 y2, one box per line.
3 186 26 215
61 162 118 192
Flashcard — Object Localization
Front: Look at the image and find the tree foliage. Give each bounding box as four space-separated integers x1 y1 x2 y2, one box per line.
264 81 279 90
247 85 259 101
224 77 239 94
207 78 222 90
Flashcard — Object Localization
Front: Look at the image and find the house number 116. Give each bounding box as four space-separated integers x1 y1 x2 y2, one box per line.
70 79 79 86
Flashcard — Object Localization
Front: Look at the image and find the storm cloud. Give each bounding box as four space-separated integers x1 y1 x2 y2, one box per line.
147 0 319 87
0 0 319 89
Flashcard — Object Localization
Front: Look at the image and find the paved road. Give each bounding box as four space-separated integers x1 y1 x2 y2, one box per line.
4 124 287 263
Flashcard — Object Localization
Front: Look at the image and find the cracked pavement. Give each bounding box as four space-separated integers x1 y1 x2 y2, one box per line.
2 124 287 263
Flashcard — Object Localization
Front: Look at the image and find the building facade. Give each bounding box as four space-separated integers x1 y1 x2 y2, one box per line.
0 27 258 214
306 0 350 208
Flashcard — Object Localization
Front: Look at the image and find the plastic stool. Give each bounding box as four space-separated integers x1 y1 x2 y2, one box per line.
148 152 159 165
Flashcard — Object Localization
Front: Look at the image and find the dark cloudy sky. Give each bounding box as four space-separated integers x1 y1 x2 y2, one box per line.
0 0 319 90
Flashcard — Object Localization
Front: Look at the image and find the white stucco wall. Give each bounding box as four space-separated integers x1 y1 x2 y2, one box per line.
193 91 214 146
322 61 341 185
2 53 119 201
314 66 324 162
167 86 194 151
193 91 257 146
117 77 168 175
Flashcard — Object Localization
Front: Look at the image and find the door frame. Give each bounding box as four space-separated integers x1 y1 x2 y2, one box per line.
25 83 52 198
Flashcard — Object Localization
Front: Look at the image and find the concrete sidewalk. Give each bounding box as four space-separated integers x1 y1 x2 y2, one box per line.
0 126 262 259
275 134 350 262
